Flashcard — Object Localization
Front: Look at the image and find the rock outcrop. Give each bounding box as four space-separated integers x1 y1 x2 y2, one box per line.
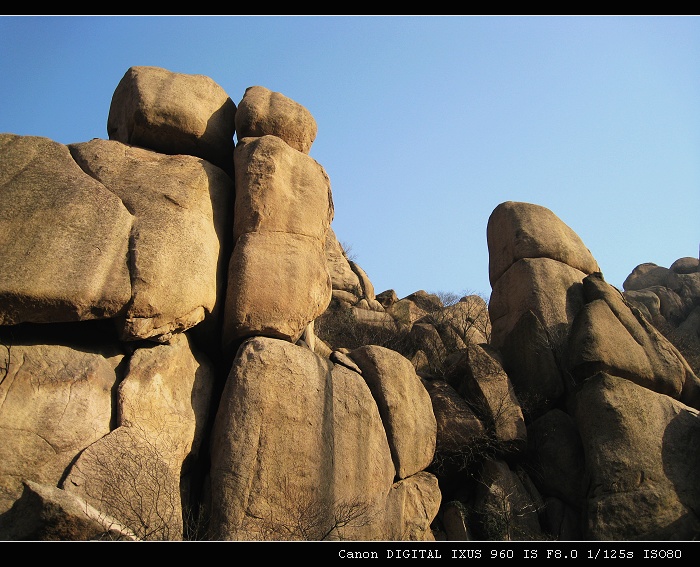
1 65 698 542
0 67 439 541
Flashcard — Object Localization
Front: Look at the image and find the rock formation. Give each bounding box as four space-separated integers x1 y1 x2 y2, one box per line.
0 65 698 542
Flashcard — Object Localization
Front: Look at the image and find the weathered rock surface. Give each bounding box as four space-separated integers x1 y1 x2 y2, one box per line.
223 132 333 353
0 334 122 515
223 231 332 348
209 337 397 540
325 227 362 295
0 480 136 541
487 200 599 286
2 66 699 543
61 332 216 540
568 272 700 408
446 343 527 455
107 66 237 176
232 135 333 242
349 345 437 480
488 257 588 349
522 409 585 510
235 85 317 154
573 372 700 540
499 309 564 420
0 134 133 325
70 138 233 342
422 378 487 459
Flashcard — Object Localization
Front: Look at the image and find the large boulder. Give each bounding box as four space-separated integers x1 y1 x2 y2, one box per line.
422 379 487 462
61 332 215 541
446 344 527 455
235 85 317 154
522 409 585 509
0 134 133 326
70 138 233 342
487 201 599 286
488 257 588 350
572 372 700 540
383 472 441 541
107 66 237 176
499 309 564 420
209 337 396 540
623 263 681 292
223 133 333 352
473 459 544 540
0 332 122 515
223 231 332 349
568 272 700 408
349 345 437 479
232 135 333 243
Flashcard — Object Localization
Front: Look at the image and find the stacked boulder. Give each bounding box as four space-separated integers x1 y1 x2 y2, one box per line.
405 201 700 541
209 84 439 541
436 200 700 540
2 64 699 543
622 257 700 347
0 66 236 540
0 67 440 541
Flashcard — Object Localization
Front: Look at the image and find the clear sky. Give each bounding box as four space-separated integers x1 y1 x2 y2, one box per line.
1 16 698 301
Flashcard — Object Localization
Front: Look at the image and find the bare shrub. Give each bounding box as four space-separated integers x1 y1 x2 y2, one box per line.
0 337 10 387
315 300 413 356
247 471 376 541
474 470 542 541
75 423 183 541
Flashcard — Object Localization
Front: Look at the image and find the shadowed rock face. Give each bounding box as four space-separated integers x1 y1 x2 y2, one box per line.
568 272 700 409
1 66 699 542
573 372 700 540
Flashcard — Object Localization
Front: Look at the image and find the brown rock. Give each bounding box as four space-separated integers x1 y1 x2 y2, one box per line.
488 257 588 349
209 337 395 540
235 85 317 154
453 344 527 455
325 227 362 295
383 472 441 541
487 201 599 286
107 66 236 176
70 138 233 342
422 379 487 458
523 409 585 509
573 372 700 540
0 339 121 514
222 231 332 350
0 480 136 541
350 345 437 479
568 272 700 407
233 135 333 243
0 134 132 325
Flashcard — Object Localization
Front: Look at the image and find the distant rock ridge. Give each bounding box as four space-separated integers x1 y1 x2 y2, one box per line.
0 65 698 541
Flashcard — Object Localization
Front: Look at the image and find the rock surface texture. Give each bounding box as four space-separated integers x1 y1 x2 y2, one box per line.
0 66 698 542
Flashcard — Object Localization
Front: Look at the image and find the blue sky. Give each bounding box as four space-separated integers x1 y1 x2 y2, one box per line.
1 16 698 300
